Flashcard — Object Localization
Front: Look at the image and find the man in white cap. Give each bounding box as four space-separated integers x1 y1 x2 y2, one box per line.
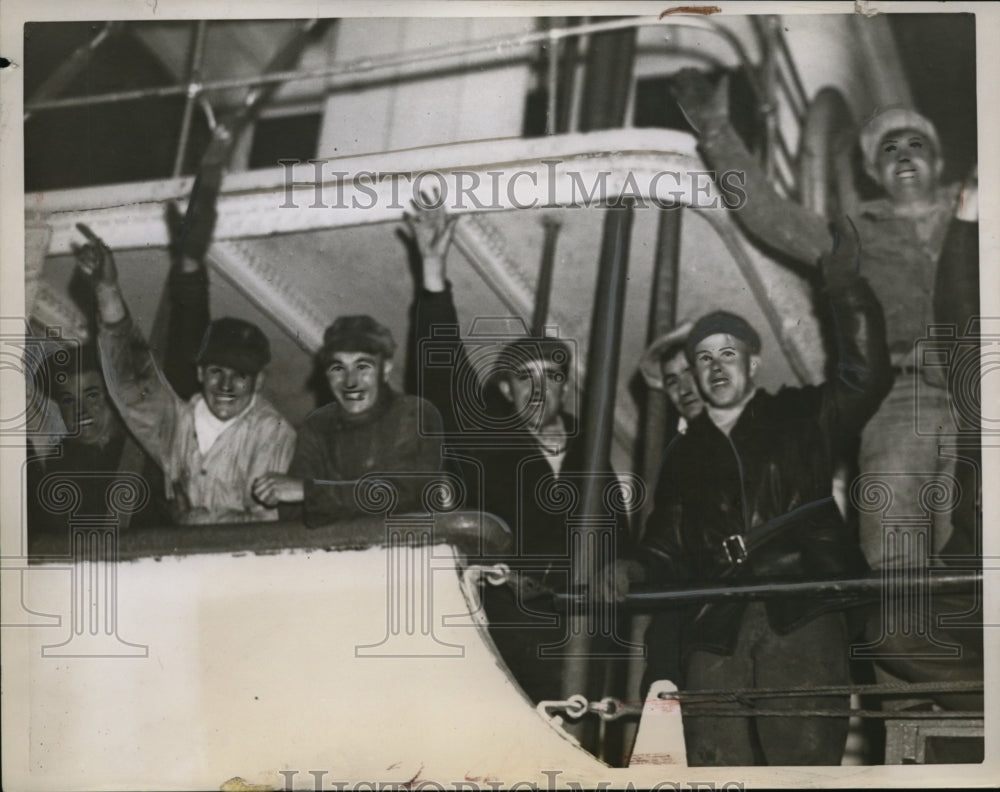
637 320 704 432
668 68 978 571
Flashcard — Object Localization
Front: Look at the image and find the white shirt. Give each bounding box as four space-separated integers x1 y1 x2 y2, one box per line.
193 395 254 455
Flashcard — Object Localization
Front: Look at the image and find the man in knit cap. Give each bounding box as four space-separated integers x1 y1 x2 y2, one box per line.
668 68 978 571
252 315 443 526
73 224 296 525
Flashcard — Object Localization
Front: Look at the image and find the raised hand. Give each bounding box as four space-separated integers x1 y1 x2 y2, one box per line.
668 68 731 135
956 165 978 223
403 191 458 262
72 223 119 286
402 191 459 293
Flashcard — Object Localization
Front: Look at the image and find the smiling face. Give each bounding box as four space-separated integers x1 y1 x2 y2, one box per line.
692 333 759 409
197 365 258 421
56 371 118 446
873 128 942 205
325 351 392 416
498 358 567 432
661 348 704 421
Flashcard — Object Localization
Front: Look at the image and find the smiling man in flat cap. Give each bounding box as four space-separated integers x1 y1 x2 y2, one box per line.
252 314 443 526
74 224 296 525
612 220 893 766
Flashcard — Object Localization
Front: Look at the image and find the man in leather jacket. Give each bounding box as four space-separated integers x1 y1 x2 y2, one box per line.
669 69 976 572
615 218 893 765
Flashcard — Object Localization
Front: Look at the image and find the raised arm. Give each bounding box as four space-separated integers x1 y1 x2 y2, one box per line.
163 201 212 400
74 224 181 469
670 69 829 267
816 216 894 438
934 167 979 330
403 199 467 433
163 128 230 398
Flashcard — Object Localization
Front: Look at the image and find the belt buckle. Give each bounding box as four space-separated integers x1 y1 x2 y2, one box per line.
723 534 748 565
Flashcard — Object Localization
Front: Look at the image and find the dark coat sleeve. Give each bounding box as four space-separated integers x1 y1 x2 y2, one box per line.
164 267 210 400
934 218 979 332
413 283 469 434
815 267 894 443
412 283 484 509
638 434 689 582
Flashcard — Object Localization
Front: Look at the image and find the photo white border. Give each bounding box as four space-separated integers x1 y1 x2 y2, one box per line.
2 2 998 788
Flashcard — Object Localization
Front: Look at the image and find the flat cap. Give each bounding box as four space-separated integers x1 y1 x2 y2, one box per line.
321 315 396 362
685 311 761 362
196 317 270 375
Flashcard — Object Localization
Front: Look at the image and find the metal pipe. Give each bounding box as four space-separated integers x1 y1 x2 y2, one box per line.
556 21 580 135
531 216 562 335
759 16 780 180
554 571 982 609
580 208 634 501
560 200 636 755
172 21 209 178
545 31 559 136
555 27 640 749
772 19 810 114
578 24 637 133
26 16 759 115
749 14 808 117
24 21 122 122
638 209 682 529
776 65 806 123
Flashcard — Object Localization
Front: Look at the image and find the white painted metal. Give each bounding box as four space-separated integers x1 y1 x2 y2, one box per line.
10 544 678 789
628 680 687 768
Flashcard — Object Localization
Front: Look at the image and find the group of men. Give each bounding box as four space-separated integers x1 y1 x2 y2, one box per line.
28 69 981 767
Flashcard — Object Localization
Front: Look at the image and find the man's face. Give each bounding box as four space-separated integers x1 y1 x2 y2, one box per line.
661 350 703 421
325 351 391 416
56 371 117 446
197 364 258 421
500 358 567 432
692 333 759 409
873 128 941 204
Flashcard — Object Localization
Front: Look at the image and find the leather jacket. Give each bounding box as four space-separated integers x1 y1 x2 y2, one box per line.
640 272 893 657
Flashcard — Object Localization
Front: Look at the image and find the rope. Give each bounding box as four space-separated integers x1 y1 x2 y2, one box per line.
658 679 983 703
679 709 984 720
540 680 983 722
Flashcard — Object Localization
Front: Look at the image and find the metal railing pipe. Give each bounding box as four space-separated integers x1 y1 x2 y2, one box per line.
26 16 761 115
554 571 982 609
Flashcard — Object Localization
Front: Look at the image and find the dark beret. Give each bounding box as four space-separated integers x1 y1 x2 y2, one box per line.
685 310 762 362
320 315 396 363
196 317 271 375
